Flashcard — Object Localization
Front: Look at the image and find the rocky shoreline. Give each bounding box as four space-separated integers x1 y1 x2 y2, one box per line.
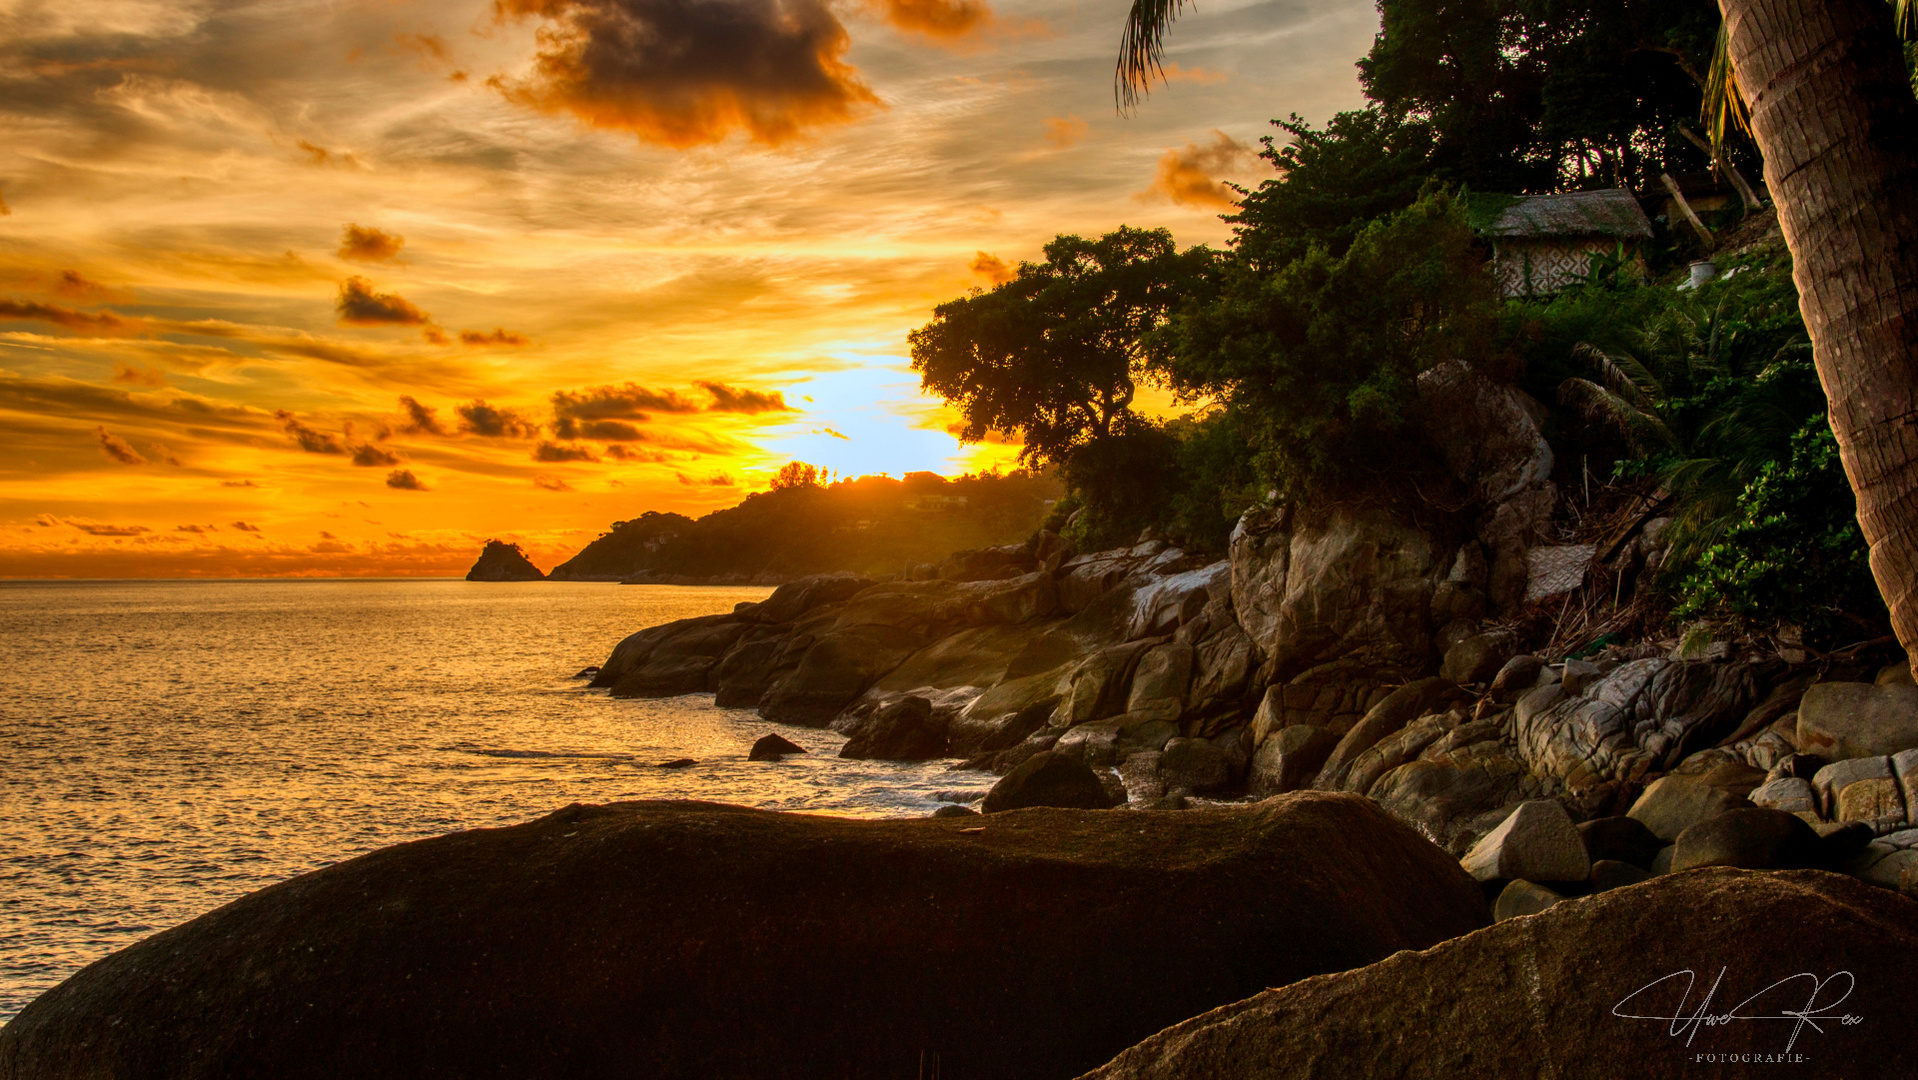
8 366 1917 1075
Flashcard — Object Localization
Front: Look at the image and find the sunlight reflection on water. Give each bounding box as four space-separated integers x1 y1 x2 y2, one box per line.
0 579 992 1022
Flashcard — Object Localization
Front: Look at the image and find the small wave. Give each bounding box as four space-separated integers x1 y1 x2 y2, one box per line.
461 748 635 761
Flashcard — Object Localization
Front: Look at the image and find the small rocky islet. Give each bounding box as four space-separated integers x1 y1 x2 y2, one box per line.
9 362 1918 1076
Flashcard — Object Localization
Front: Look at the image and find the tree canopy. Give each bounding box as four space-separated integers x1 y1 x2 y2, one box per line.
908 227 1215 466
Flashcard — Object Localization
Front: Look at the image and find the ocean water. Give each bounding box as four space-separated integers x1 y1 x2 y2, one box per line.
0 579 993 1023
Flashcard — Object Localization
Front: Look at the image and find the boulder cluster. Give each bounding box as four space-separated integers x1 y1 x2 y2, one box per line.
590 360 1918 911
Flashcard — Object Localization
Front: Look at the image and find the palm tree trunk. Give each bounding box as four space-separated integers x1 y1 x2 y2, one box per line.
1719 0 1918 671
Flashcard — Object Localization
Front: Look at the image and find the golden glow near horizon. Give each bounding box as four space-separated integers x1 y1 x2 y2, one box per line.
0 0 1376 576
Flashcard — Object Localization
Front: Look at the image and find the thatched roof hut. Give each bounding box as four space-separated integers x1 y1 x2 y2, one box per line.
1479 189 1654 297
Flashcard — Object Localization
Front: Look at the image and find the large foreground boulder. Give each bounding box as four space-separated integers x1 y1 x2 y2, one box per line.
0 795 1489 1080
1082 868 1917 1080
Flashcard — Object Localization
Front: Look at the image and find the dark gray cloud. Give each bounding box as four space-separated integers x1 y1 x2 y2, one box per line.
385 469 428 490
336 276 430 326
94 425 146 464
396 395 445 435
351 443 403 467
491 0 881 147
231 520 263 532
604 444 668 461
274 409 346 454
0 298 138 334
534 440 600 462
552 382 701 421
456 399 541 439
698 380 791 413
459 327 529 347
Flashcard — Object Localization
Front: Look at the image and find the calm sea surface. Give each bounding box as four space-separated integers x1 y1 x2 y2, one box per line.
0 579 992 1022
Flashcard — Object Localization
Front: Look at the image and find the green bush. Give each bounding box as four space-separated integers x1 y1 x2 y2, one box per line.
1671 420 1885 642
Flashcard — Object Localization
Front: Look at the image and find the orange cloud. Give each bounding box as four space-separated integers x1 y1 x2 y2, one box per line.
492 0 883 147
605 444 669 461
1140 130 1256 209
337 277 430 326
969 251 1015 284
1160 61 1228 85
339 224 405 264
1042 115 1087 148
111 363 168 388
677 470 736 486
95 426 147 465
55 271 122 303
0 187 8 216
533 474 574 491
395 32 453 66
386 469 429 490
872 0 991 39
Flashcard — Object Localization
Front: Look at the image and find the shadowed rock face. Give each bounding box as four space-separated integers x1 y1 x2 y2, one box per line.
1082 868 1918 1080
0 794 1489 1080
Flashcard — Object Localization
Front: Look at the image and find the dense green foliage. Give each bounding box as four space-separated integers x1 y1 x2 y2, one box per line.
1158 190 1500 501
549 470 1062 581
1360 0 1727 192
1672 421 1885 638
1228 111 1436 270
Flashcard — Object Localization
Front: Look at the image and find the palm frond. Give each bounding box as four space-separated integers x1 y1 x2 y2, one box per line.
1571 342 1660 411
1897 0 1915 39
1116 0 1187 112
1702 22 1753 163
1557 377 1678 456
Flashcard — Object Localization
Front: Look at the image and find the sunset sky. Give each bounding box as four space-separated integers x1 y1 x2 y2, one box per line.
0 0 1375 576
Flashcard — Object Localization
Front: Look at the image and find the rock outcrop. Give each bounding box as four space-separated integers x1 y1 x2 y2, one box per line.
0 794 1489 1080
1083 869 1918 1080
463 539 545 581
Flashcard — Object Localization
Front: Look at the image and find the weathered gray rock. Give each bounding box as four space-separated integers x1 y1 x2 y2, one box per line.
1559 657 1602 696
1440 632 1517 685
1575 816 1664 869
1160 738 1230 793
1589 859 1651 892
1341 714 1450 795
1749 776 1817 815
760 625 928 726
748 733 807 761
1247 725 1339 798
1627 775 1752 842
1315 677 1457 791
741 572 876 624
1371 736 1550 857
1125 644 1194 721
1813 756 1893 816
1488 654 1545 702
1229 503 1449 679
1080 870 1918 1080
1837 778 1907 833
982 751 1113 813
1897 748 1918 818
1493 879 1565 920
837 696 947 761
1797 681 1918 759
1514 659 1760 789
1461 799 1591 883
1670 807 1825 872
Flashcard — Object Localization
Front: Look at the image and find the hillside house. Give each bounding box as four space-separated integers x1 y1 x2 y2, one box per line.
1479 189 1654 298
